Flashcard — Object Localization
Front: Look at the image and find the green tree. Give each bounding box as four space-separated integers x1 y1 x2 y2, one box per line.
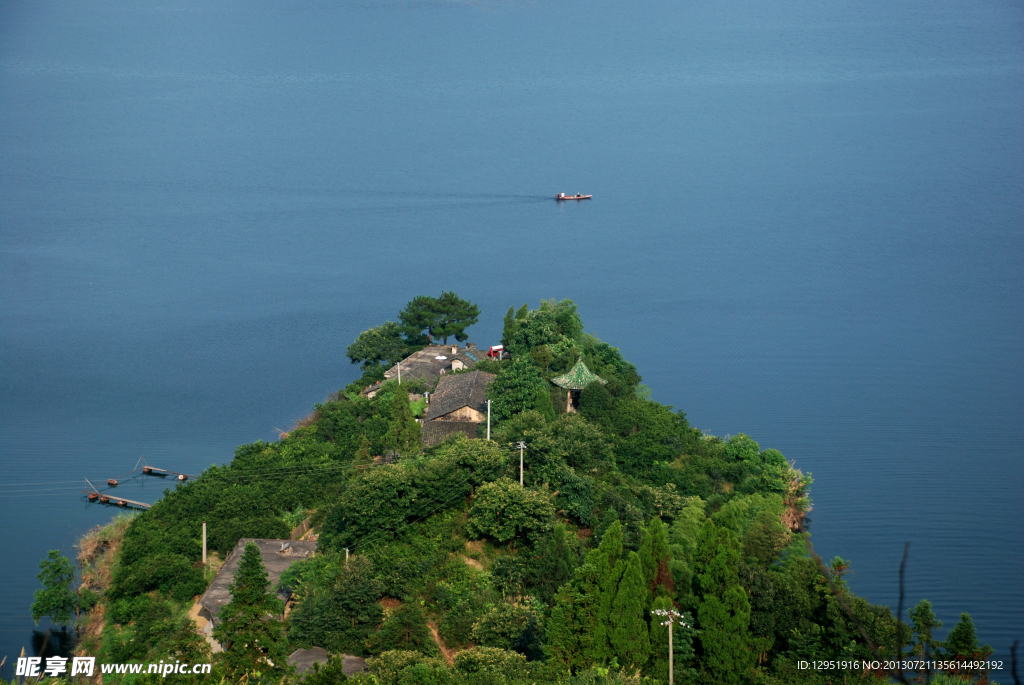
382 385 423 457
288 557 383 656
546 560 602 672
538 413 614 472
398 292 479 344
487 355 545 420
534 385 557 422
503 306 516 341
908 599 942 659
135 615 216 685
944 612 992 658
296 655 350 685
398 295 439 345
31 550 79 628
692 521 753 685
502 299 583 356
942 612 994 681
467 478 555 544
591 520 626 663
353 435 373 470
370 603 436 654
432 291 480 343
213 542 288 681
609 551 651 668
471 599 543 652
347 321 405 370
639 517 672 597
579 380 614 425
532 524 579 604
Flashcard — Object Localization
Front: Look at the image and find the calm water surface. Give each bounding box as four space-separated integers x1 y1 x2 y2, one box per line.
1 0 1022 665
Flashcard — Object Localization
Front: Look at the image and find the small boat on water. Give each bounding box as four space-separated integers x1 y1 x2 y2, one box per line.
556 193 592 200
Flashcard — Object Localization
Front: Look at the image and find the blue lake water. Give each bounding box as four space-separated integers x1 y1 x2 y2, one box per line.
1 0 1022 667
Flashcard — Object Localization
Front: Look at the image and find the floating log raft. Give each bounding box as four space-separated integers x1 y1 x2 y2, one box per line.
142 465 194 481
84 491 150 509
83 477 151 509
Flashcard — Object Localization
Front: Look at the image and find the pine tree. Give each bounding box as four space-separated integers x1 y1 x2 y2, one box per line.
432 291 480 343
383 386 422 456
548 520 626 670
534 386 557 422
590 520 625 663
502 307 516 345
346 321 406 369
547 560 602 672
609 552 651 668
692 521 753 685
908 599 942 659
595 508 620 544
943 613 993 679
213 542 288 681
353 435 373 470
639 517 672 597
534 524 578 604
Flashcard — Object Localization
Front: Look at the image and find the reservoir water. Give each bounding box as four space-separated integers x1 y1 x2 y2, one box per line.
1 0 1022 666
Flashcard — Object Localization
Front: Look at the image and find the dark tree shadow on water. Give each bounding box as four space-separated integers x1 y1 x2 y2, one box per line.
0 627 75 681
32 627 76 659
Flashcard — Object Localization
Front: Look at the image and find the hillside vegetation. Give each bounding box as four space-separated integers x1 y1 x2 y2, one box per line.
38 297 993 685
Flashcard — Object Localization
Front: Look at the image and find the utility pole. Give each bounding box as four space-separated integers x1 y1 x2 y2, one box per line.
344 547 349 568
652 608 688 685
516 441 526 485
486 400 491 441
202 521 207 566
397 360 401 384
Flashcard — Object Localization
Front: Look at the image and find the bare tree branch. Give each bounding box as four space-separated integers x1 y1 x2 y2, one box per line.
897 542 910 683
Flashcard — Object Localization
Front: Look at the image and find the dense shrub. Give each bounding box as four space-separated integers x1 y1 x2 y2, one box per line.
467 479 556 545
321 438 505 551
369 603 437 655
110 553 206 601
288 558 384 655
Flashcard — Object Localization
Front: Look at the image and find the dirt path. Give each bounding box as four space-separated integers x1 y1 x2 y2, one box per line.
426 620 457 665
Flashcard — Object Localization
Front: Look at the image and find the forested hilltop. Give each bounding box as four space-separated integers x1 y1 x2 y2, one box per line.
39 297 994 685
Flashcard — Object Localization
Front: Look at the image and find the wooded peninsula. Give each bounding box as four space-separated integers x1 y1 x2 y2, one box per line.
29 296 994 685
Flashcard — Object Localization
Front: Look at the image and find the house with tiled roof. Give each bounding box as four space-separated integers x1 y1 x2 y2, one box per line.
381 343 485 387
421 369 495 446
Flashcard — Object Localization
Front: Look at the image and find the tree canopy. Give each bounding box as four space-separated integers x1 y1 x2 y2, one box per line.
31 550 79 628
398 291 479 344
347 321 406 370
486 354 545 421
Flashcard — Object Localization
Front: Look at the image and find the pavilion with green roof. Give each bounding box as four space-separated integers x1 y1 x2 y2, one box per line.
551 360 606 413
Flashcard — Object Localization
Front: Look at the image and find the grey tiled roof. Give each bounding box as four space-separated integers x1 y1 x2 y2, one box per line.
382 343 484 387
423 370 494 421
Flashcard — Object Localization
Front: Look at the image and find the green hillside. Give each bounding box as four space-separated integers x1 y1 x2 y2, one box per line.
46 297 992 685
